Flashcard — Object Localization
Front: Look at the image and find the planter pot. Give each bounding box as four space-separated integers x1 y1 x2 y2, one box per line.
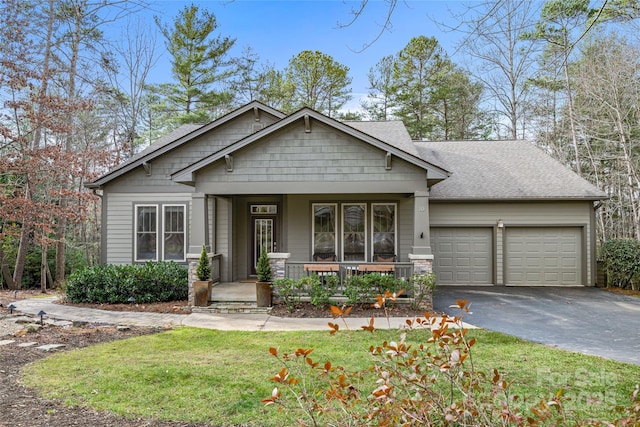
193 280 211 307
256 281 272 307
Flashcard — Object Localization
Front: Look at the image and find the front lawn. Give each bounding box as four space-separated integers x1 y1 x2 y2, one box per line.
23 327 640 426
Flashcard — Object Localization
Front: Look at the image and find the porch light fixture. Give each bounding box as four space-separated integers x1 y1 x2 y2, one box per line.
225 154 233 172
8 303 16 314
37 310 46 325
142 161 151 176
385 152 392 170
497 219 504 228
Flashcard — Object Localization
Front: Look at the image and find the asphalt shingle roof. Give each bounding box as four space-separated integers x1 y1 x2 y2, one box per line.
345 120 420 157
415 140 607 200
116 124 203 170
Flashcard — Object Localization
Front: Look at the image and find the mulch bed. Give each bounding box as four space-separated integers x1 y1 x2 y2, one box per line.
0 290 218 426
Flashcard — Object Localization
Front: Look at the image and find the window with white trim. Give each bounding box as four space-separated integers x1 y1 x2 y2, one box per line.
135 205 158 261
372 203 396 260
343 204 366 261
134 204 186 262
163 205 186 261
312 204 337 257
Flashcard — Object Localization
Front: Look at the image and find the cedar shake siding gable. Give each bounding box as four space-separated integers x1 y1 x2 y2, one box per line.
417 140 607 201
171 108 450 187
86 101 285 189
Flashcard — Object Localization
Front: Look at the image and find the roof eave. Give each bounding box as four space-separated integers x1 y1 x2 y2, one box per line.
430 196 609 202
88 101 286 187
172 108 451 181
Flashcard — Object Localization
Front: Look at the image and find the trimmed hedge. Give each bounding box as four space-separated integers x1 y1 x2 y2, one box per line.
65 261 188 304
601 239 640 290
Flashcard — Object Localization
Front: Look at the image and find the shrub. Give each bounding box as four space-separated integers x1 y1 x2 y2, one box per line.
409 272 436 308
65 262 188 303
344 274 373 304
367 273 400 295
256 247 272 282
304 274 338 307
195 245 211 281
264 300 640 426
272 278 300 310
601 239 640 290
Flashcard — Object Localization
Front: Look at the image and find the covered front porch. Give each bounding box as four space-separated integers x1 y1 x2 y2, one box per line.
191 250 432 310
186 191 434 287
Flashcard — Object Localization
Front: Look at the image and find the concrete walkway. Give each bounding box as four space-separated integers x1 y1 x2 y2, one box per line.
10 296 454 332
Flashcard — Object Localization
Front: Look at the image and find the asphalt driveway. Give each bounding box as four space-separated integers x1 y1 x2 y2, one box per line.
433 286 640 365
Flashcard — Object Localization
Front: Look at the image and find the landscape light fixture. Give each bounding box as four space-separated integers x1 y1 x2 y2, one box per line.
128 297 136 303
8 303 16 314
37 310 46 325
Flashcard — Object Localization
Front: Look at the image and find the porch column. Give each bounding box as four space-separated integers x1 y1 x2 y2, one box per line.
187 193 209 306
411 190 432 255
189 192 209 253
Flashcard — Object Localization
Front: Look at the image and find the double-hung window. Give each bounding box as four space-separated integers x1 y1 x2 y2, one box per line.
135 204 186 262
135 205 158 261
163 205 186 261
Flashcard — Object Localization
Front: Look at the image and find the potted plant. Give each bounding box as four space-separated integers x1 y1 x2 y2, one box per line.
193 245 211 307
256 246 273 307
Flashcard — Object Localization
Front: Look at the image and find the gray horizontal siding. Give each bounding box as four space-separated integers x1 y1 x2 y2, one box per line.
430 201 591 225
104 192 193 264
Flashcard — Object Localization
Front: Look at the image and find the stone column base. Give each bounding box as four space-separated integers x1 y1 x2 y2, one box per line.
409 253 435 310
268 252 291 280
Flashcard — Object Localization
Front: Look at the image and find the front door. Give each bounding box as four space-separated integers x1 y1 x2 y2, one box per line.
251 216 276 275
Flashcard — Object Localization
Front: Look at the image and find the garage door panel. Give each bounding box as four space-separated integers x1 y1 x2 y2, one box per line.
506 227 581 286
432 228 493 285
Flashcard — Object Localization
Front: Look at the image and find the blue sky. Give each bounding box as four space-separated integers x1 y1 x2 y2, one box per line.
132 1 465 111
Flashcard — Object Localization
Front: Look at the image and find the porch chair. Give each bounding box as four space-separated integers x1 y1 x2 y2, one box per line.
373 253 396 263
313 253 336 262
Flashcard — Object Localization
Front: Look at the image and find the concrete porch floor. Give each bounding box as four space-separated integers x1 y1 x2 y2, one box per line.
210 281 258 302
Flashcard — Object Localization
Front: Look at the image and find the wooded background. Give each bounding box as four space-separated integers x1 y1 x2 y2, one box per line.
1 0 639 289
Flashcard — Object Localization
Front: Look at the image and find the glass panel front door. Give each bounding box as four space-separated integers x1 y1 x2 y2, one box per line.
252 217 275 275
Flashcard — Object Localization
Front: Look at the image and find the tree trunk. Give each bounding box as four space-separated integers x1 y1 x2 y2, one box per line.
55 0 83 286
0 243 16 289
41 244 48 293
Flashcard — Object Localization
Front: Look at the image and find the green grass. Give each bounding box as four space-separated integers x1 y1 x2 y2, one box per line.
22 327 640 426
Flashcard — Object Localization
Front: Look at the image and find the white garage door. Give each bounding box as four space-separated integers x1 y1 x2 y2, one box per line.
431 228 493 285
506 227 581 286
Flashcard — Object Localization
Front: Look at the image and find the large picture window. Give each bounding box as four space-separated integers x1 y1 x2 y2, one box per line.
312 204 336 257
135 204 186 262
372 204 396 259
343 204 366 261
311 202 398 262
